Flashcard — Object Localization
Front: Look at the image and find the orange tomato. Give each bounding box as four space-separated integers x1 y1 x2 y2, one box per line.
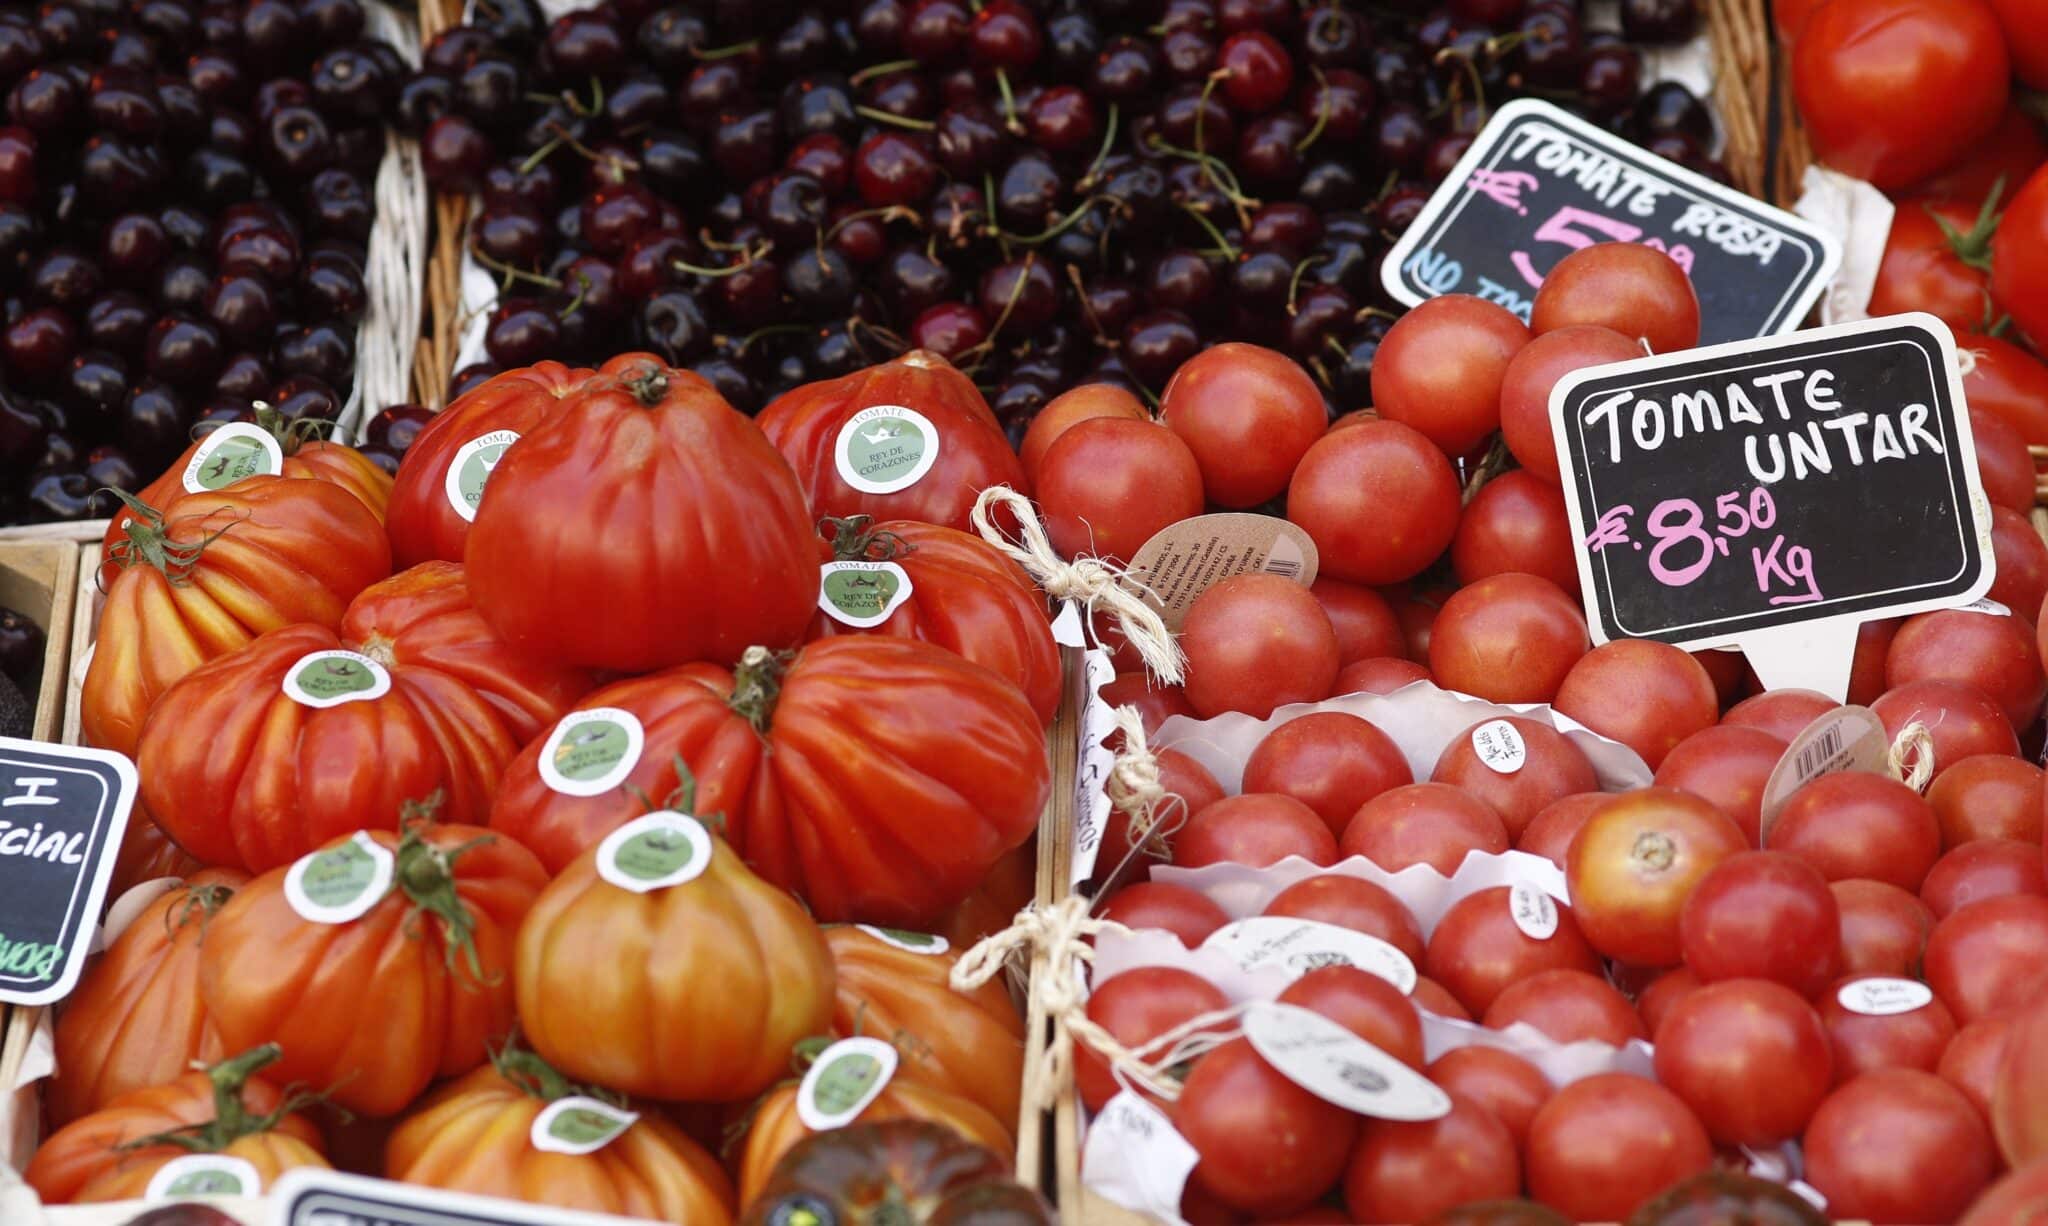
735 1071 1013 1206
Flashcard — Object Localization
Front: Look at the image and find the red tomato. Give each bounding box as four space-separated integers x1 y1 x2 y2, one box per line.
1181 574 1339 719
1992 163 2048 349
1767 772 1942 893
1924 895 2048 1023
1178 793 1339 869
1832 878 1937 978
1286 421 1461 586
1516 793 1605 869
1529 243 1699 354
1653 978 1833 1146
1335 657 1430 696
1424 1047 1552 1147
1722 687 1835 743
1680 850 1840 995
1692 647 1746 708
1960 334 2048 445
1991 504 2048 616
1524 1073 1713 1222
1097 882 1230 948
1310 579 1405 665
1943 1011 2018 1122
1018 382 1147 485
1075 968 1230 1111
1960 1157 2048 1226
1928 753 2044 848
1922 838 2048 919
1846 617 1903 708
1430 716 1596 841
1866 199 1999 336
1484 968 1645 1046
1242 712 1414 837
1450 472 1579 593
1176 1039 1358 1217
1636 966 1704 1036
1497 325 1641 485
1097 748 1224 872
1100 671 1198 737
1567 788 1747 967
1773 0 1826 39
1653 725 1785 847
1427 573 1589 706
1411 976 1472 1021
1554 641 1718 770
1036 418 1204 563
1371 294 1529 456
1340 782 1509 875
1989 0 2048 88
1343 1092 1521 1224
1792 0 2009 191
1387 583 1450 660
1819 974 1958 1084
1261 874 1426 966
1873 679 2021 777
1888 608 2045 733
1279 966 1425 1068
1802 1069 1997 1223
1424 886 1603 1016
1969 406 2036 512
1912 105 2048 209
1159 342 1327 508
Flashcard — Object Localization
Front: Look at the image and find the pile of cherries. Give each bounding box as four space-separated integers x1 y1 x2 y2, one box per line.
0 0 404 523
408 0 1723 435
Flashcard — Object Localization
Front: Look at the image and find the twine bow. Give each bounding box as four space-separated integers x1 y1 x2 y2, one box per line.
1105 707 1189 864
969 486 1185 685
1885 721 1936 793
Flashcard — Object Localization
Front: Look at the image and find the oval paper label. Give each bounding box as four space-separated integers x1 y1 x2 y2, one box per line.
596 811 712 893
1242 1001 1451 1121
283 830 395 924
530 1095 638 1155
818 560 914 628
1470 720 1527 774
443 429 520 523
835 405 938 495
1509 882 1559 940
537 708 646 797
281 650 391 709
1125 513 1321 632
1758 704 1890 839
1201 917 1418 994
182 422 282 493
1837 977 1935 1017
855 925 950 955
797 1036 898 1131
144 1153 263 1199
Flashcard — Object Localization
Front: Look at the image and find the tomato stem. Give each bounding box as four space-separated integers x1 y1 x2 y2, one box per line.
168 880 237 938
393 808 497 985
102 491 248 589
1929 177 2005 274
492 1040 625 1107
620 365 670 406
117 1044 294 1155
822 514 915 563
728 646 791 733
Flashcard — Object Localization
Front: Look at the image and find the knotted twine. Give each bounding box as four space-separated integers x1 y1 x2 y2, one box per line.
1105 707 1190 865
1885 721 1935 793
970 486 1185 685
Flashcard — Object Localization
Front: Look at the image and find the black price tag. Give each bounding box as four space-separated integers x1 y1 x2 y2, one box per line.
269 1169 640 1225
1381 99 1841 345
1549 314 1994 698
0 738 134 1006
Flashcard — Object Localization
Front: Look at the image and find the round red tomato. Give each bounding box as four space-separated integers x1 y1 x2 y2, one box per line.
1424 1047 1551 1147
1913 104 2048 209
1484 968 1644 1047
1929 753 2043 848
1679 850 1840 995
1970 406 2037 513
1336 656 1431 696
1098 747 1224 871
1636 966 1704 1036
1431 717 1596 841
1653 725 1785 847
1924 894 2048 1023
1524 1073 1713 1222
1993 991 2048 1166
1653 978 1833 1147
1371 295 1529 456
1888 608 2045 732
1567 788 1747 967
1819 974 1958 1084
1158 343 1326 509
1992 504 2048 617
1832 878 1936 978
1875 679 2022 777
1498 325 1642 485
1176 1038 1358 1217
1287 420 1461 586
1243 712 1413 837
1341 783 1509 875
1960 1158 2048 1226
1554 641 1718 771
1018 382 1147 485
1802 1069 1997 1223
1921 838 2047 919
1036 417 1204 563
1099 670 1197 737
1722 687 1835 743
1427 574 1589 706
1311 579 1406 665
1182 574 1340 718
1960 333 2048 445
1766 772 1942 893
1279 966 1425 1069
1992 163 2048 349
1344 1092 1520 1224
1423 886 1602 1016
1866 199 1999 336
1261 874 1426 966
1178 793 1338 869
1097 882 1230 948
1451 472 1579 592
1075 967 1231 1111
1529 243 1699 354
1941 1011 2017 1121
1516 793 1605 869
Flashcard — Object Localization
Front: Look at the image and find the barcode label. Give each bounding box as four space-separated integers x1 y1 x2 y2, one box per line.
1795 723 1845 780
1264 558 1302 579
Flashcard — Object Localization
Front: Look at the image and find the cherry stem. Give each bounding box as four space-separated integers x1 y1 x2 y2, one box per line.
995 68 1025 135
1177 202 1239 260
469 245 562 293
850 59 919 85
1297 66 1332 153
855 105 935 132
690 37 759 61
1077 103 1120 192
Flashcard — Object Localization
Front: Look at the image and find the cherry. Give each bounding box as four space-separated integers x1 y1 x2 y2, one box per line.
213 353 272 401
1219 31 1294 114
853 131 938 207
83 292 151 358
637 289 710 364
903 0 971 64
204 274 275 345
273 322 352 386
366 404 434 454
268 374 340 426
2 307 74 383
0 126 32 204
30 247 100 310
64 350 128 415
421 114 491 191
971 0 1042 70
545 13 628 78
1091 36 1160 101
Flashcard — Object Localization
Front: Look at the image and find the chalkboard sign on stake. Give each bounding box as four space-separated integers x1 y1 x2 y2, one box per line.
269 1168 644 1225
1381 98 1841 346
1547 313 1995 700
0 737 134 1007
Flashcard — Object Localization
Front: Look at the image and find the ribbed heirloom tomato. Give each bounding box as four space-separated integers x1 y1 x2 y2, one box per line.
467 354 819 672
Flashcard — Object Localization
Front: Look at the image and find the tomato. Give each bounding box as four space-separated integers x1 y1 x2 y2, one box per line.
517 816 833 1103
1176 1038 1358 1216
1158 342 1326 508
1961 1158 2048 1226
936 842 1036 950
1484 968 1644 1046
1388 582 1451 660
109 433 388 569
1424 1201 1570 1226
1915 105 2048 210
1989 0 2048 87
1866 198 1999 336
1435 723 1596 846
1929 753 2044 848
1993 163 2048 349
1567 788 1746 967
1819 974 1958 1083
1412 976 1472 1021
81 476 393 759
1262 874 1426 966
748 1119 1051 1226
1832 879 1937 978
824 925 1025 1127
1924 895 2048 1023
1960 334 2048 445
1524 1073 1713 1223
1969 406 2036 513
1530 243 1699 354
1341 782 1509 875
1018 381 1148 485
1099 670 1198 737
1372 295 1529 456
1182 574 1339 718
106 820 206 903
1846 617 1902 707
810 517 1060 725
1942 1010 2017 1121
48 871 245 1127
1097 882 1230 948
1922 838 2048 919
1721 687 1835 743
1652 978 1832 1146
1635 966 1704 1036
1424 886 1603 1016
1427 574 1589 706
1516 793 1605 869
1075 967 1232 1111
472 355 819 671
1243 712 1413 837
738 1066 1012 1206
1100 747 1224 871
1889 608 2045 732
1792 0 2009 191
386 361 590 567
1180 793 1339 868
1802 1069 1997 1223
1424 1047 1551 1147
1678 850 1839 995
1652 726 1783 847
1451 474 1577 591
1555 642 1718 771
1992 504 2048 616
1498 325 1642 485
1994 990 2048 1166
1311 578 1406 665
1873 679 2021 777
1037 417 1204 563
1280 965 1425 1068
1629 1170 1828 1226
1766 772 1942 893
1287 420 1461 586
1344 1092 1520 1224
1337 656 1432 695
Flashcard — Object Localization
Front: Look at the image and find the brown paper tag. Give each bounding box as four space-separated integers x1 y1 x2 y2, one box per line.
1757 704 1890 842
1125 513 1319 631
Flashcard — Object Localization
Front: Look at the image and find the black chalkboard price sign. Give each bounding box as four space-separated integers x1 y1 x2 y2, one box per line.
1381 98 1841 346
0 738 134 1006
1548 313 1995 698
269 1169 640 1225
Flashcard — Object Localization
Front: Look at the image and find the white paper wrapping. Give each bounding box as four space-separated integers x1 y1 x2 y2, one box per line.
1794 166 1895 327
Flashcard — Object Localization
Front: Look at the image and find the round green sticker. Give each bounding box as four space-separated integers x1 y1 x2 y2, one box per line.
444 429 520 523
530 1095 639 1155
855 925 950 956
283 831 395 923
596 811 713 893
144 1153 262 1200
181 422 282 493
281 650 391 709
835 405 939 495
818 561 912 628
538 707 646 797
796 1036 898 1130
